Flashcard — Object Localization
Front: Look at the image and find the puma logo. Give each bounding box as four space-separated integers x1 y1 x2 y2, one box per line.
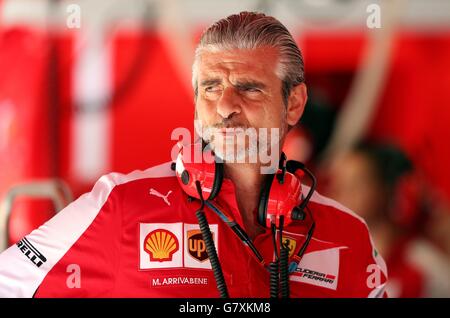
149 188 172 206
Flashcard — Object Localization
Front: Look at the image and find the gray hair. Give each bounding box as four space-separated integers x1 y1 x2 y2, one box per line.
192 11 305 105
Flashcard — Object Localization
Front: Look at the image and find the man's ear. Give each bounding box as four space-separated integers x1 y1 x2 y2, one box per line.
286 83 308 126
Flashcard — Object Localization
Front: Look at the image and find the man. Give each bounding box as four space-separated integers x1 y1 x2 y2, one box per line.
326 142 424 297
0 12 387 297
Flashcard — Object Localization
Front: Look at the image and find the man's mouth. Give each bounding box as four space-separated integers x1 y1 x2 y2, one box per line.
217 127 241 134
202 124 254 144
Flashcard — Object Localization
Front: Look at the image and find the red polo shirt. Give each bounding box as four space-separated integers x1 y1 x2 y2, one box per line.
0 161 387 297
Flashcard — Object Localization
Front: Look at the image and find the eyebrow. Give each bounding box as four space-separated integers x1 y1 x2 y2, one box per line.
200 78 222 87
234 80 266 90
200 78 266 90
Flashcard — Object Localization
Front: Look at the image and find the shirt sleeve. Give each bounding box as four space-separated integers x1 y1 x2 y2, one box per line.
348 220 389 298
0 172 122 297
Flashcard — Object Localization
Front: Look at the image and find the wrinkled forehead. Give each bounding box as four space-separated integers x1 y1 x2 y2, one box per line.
196 47 281 82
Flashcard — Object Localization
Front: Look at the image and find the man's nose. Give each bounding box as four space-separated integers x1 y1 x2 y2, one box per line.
216 87 241 119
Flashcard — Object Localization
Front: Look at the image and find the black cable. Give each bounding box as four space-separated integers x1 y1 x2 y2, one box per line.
194 181 229 298
269 223 279 298
278 216 290 298
270 223 279 260
204 201 264 263
268 262 279 298
286 161 317 213
278 216 284 248
297 207 316 258
288 206 316 274
298 165 317 212
280 244 290 298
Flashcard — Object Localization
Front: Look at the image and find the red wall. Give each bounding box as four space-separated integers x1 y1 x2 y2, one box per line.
1 27 450 243
301 31 450 201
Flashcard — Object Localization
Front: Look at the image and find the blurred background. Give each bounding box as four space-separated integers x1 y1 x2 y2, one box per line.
0 0 449 297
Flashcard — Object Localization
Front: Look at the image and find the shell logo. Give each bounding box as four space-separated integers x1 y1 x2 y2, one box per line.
144 229 179 262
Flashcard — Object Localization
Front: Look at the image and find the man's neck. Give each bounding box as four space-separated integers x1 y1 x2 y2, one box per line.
223 162 267 239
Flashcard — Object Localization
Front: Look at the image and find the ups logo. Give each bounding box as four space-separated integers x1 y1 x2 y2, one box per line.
187 230 213 262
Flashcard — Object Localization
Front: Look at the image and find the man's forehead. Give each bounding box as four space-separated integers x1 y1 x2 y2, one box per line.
197 47 279 78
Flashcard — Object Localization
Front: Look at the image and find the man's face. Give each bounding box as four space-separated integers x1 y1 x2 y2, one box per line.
326 152 386 224
194 47 289 164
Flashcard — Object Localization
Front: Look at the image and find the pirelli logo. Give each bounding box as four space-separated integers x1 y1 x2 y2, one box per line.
16 238 47 268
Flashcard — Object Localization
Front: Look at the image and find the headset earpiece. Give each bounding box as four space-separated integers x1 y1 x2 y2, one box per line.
257 174 276 227
175 143 223 201
257 163 303 229
175 146 312 227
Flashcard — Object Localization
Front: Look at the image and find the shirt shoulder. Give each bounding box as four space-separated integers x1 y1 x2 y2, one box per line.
100 161 180 203
302 187 388 297
303 185 372 248
104 161 176 187
0 161 177 297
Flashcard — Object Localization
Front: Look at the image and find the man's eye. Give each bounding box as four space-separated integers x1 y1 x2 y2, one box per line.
205 86 220 93
241 87 261 93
